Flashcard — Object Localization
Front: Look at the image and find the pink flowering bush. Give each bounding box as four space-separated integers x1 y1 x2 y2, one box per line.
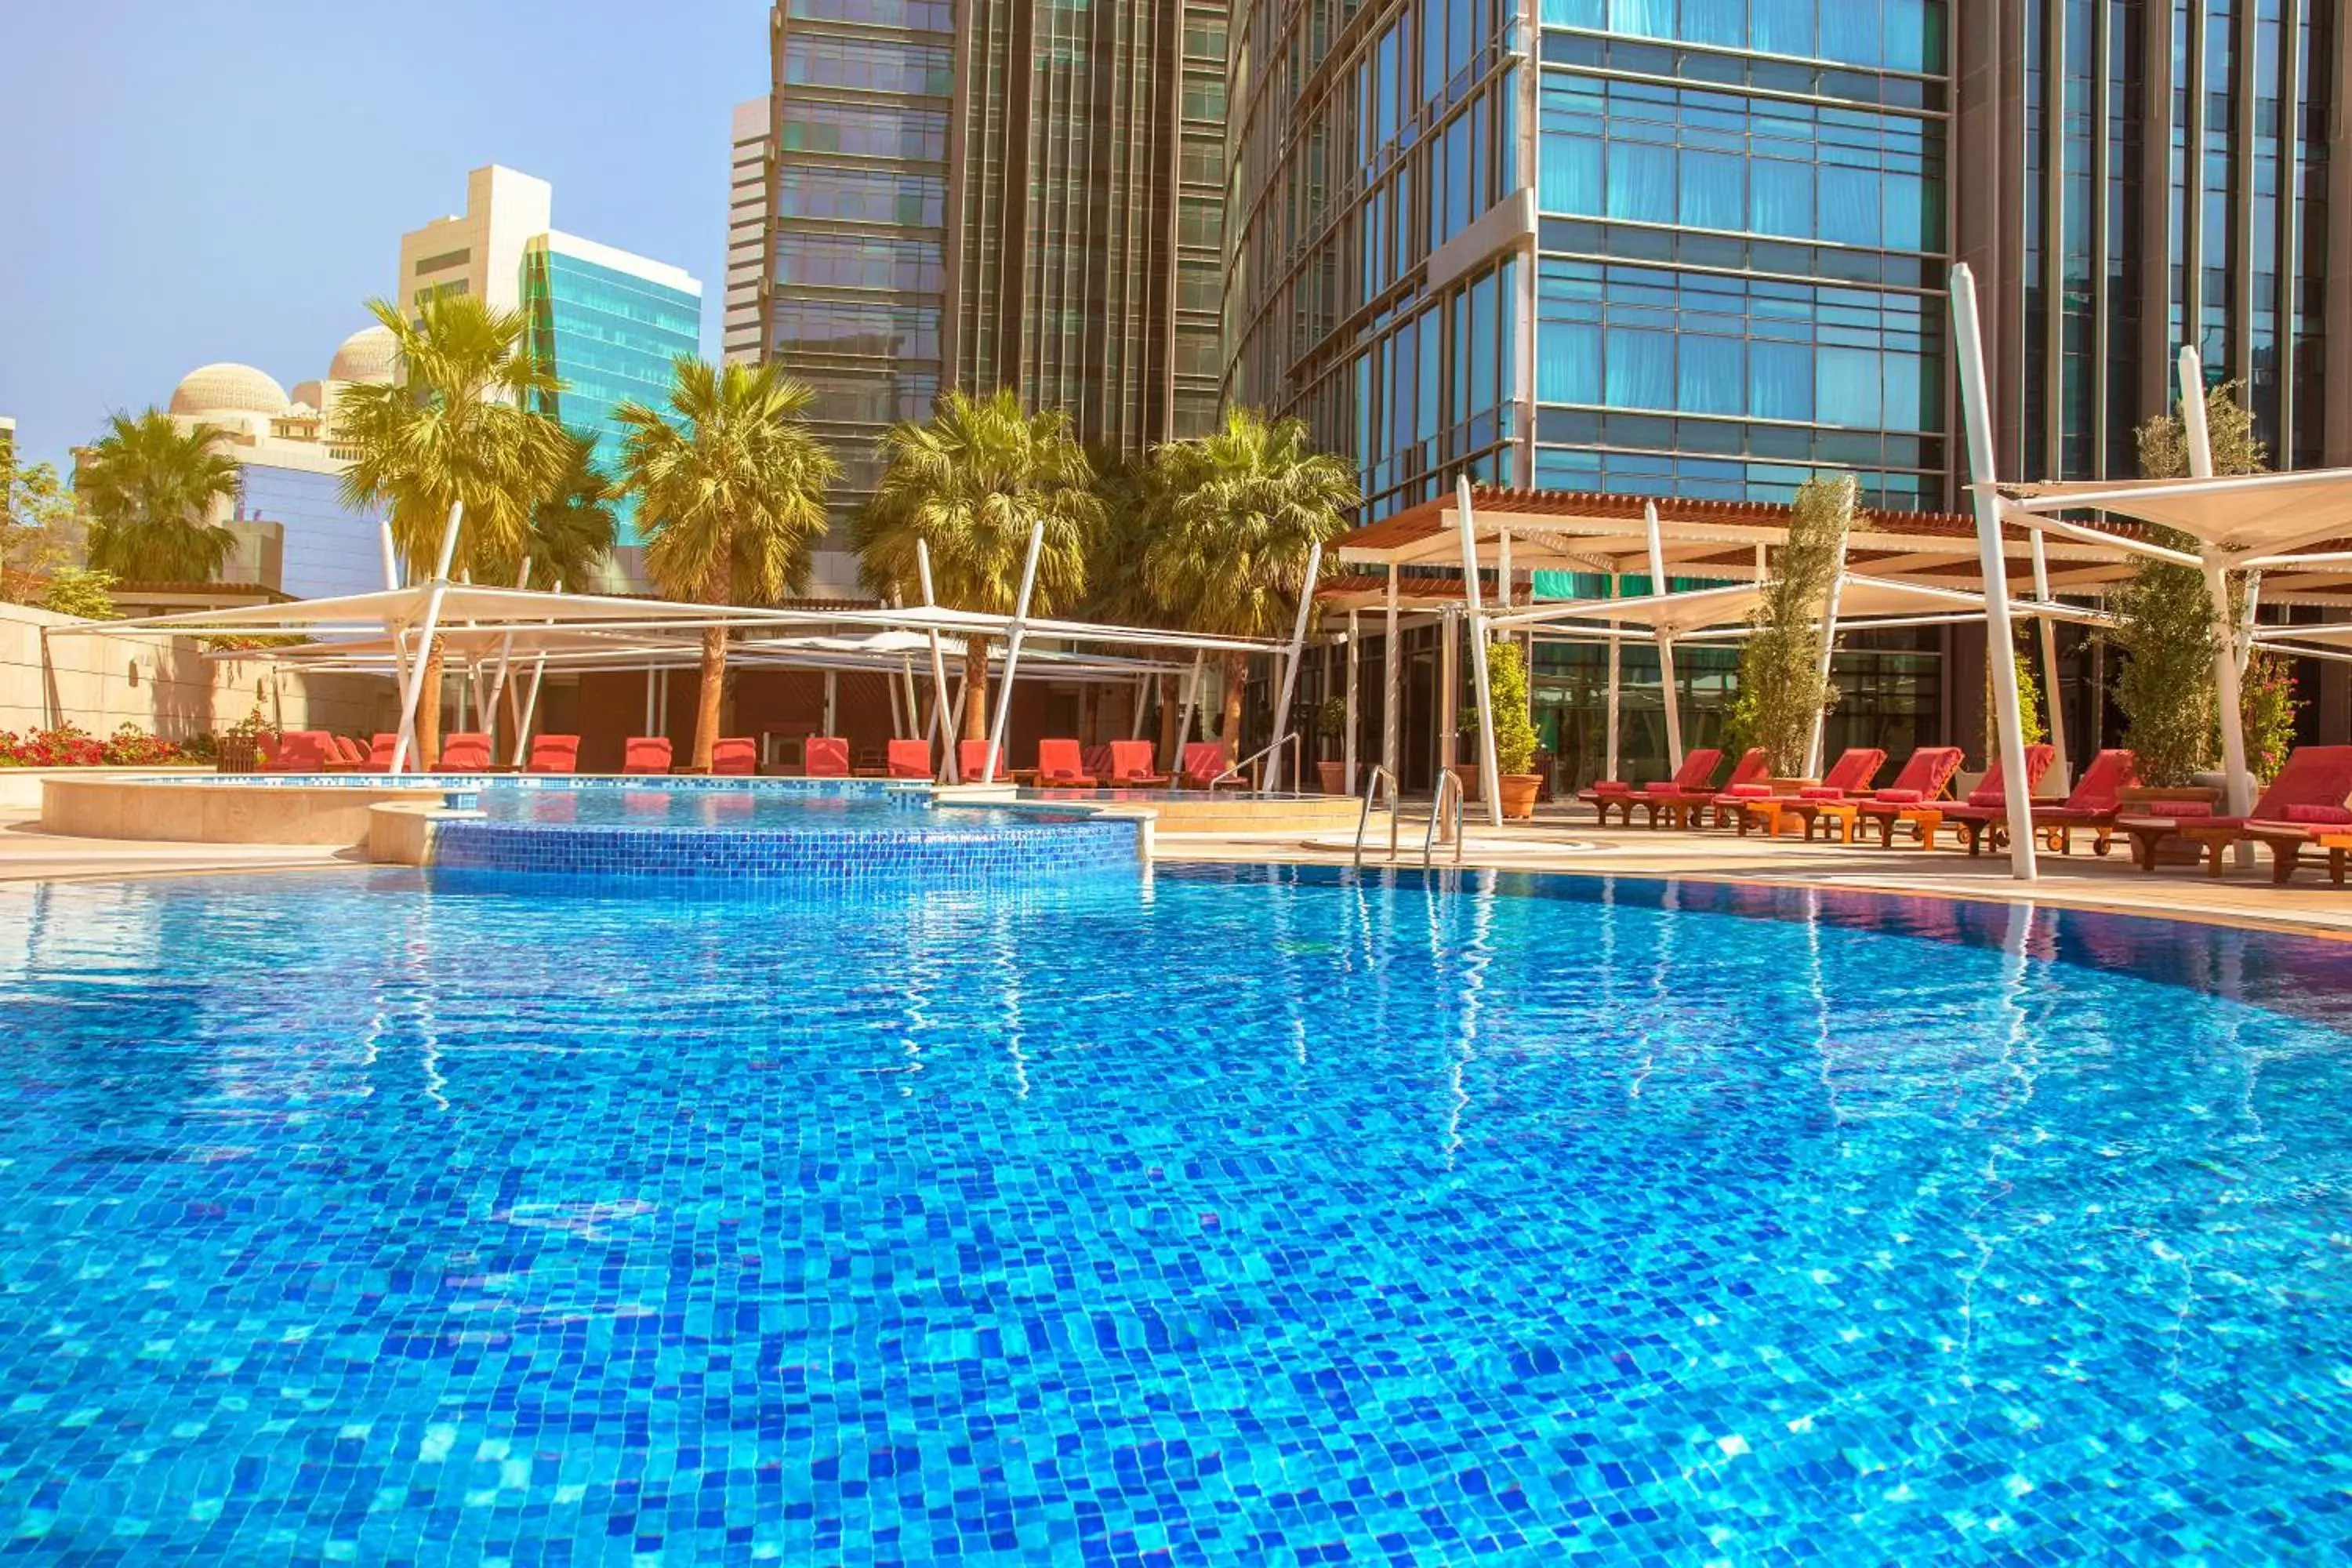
0 723 184 768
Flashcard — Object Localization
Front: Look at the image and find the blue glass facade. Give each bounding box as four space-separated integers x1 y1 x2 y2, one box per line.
522 246 703 540
237 463 385 600
1532 6 1950 510
1226 0 1952 519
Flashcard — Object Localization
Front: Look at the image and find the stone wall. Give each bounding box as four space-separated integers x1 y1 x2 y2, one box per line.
0 601 397 742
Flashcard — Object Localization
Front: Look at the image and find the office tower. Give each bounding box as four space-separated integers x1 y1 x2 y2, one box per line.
1955 2 2350 480
755 0 1227 528
398 166 702 561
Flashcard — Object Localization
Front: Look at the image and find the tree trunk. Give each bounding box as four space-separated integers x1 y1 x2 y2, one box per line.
1220 651 1246 764
964 639 990 775
692 625 725 772
417 637 445 768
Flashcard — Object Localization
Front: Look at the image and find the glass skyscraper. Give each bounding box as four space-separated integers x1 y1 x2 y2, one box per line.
521 234 705 543
1229 2 2347 521
753 0 1227 535
1227 0 1951 520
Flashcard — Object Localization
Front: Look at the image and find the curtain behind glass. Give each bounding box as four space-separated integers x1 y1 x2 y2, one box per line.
1678 150 1744 230
1606 142 1675 223
1606 328 1674 409
1749 159 1813 238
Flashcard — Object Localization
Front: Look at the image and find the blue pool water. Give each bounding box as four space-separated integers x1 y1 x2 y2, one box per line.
473 786 1033 832
1 867 2348 1562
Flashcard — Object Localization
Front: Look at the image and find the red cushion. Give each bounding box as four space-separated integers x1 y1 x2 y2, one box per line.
1872 788 1924 804
2144 800 2213 818
1590 781 1632 795
2282 803 2352 825
1726 784 1773 798
1798 786 1845 800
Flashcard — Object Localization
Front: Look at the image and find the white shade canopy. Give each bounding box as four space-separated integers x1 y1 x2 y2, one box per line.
1485 572 2093 639
1994 468 2352 563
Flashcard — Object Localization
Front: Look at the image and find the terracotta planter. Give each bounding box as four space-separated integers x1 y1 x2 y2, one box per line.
1316 760 1348 796
1497 773 1541 820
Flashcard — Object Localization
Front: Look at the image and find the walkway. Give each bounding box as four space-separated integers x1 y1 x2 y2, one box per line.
0 811 357 884
1165 808 2352 941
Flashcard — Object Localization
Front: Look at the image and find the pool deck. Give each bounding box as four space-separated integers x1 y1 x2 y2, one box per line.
6 800 2350 940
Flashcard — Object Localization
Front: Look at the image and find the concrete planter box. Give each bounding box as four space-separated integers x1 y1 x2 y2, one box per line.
0 765 209 811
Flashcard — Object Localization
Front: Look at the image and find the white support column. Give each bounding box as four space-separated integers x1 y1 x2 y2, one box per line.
2181 347 2252 821
379 521 401 590
1644 503 1683 771
1343 608 1360 794
2238 572 2264 675
1130 676 1151 739
902 656 922 741
1604 610 1621 782
1805 487 1853 777
388 501 463 775
644 668 657 734
984 521 1046 784
887 668 904 740
823 670 839 737
510 655 548 767
1951 263 2038 880
1438 607 1460 779
2027 528 2071 790
916 539 959 782
1455 476 1503 826
1381 564 1401 785
1266 539 1323 792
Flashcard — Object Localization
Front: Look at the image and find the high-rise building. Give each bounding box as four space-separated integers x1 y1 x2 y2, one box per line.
397 166 702 569
1956 2 2350 481
751 0 1228 527
1227 2 2347 524
727 100 775 367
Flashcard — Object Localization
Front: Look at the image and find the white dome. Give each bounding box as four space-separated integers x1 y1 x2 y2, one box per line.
169 362 290 416
327 325 398 384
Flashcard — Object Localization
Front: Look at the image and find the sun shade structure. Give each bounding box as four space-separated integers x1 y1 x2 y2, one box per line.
1976 330 2352 862
46 510 1301 782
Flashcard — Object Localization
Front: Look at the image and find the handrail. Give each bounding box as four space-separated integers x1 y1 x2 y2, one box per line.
1352 765 1401 870
1213 731 1301 792
1424 768 1465 871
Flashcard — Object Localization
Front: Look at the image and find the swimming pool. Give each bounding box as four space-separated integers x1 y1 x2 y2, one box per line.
1 866 2347 1560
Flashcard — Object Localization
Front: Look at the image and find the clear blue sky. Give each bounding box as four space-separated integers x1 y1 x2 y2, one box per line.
0 2 770 470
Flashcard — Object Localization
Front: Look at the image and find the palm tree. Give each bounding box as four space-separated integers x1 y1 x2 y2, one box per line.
521 430 619 591
615 358 837 771
853 390 1100 749
78 410 241 583
337 293 572 764
1144 408 1359 760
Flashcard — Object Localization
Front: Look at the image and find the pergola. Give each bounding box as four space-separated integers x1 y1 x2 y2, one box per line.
49 508 1305 785
1951 262 2352 879
1324 474 2138 827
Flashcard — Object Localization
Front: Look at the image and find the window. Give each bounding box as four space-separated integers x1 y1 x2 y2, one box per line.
775 167 946 226
783 35 952 95
777 100 949 160
413 248 470 277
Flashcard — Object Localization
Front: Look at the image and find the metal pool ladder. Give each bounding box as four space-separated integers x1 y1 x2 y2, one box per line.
1352 766 1401 869
1422 768 1465 870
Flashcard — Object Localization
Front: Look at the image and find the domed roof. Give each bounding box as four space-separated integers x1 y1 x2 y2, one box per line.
169 362 289 416
327 324 398 384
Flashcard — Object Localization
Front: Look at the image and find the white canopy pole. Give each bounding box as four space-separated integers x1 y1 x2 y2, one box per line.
2181 347 2254 829
1265 539 1323 791
1130 675 1151 739
2027 528 2071 790
644 668 656 734
823 670 839 737
388 501 463 775
1455 477 1503 826
1951 263 2038 880
480 555 529 754
1381 564 1401 785
379 521 401 590
1804 483 1854 778
1604 603 1621 781
2238 572 2263 675
902 655 923 740
915 539 959 782
887 668 904 739
1644 503 1684 772
984 521 1046 783
1343 608 1360 794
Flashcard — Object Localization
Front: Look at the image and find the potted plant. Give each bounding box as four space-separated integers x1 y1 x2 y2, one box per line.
1485 639 1542 819
1313 696 1348 795
216 710 271 775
